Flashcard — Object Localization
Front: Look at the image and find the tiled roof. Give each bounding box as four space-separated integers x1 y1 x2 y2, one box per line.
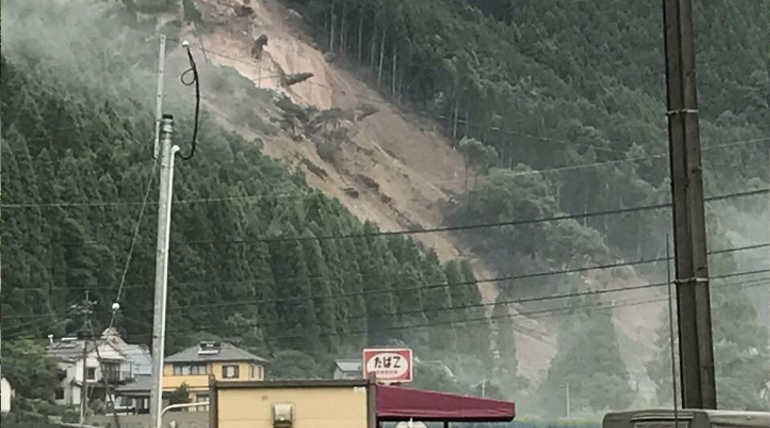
119 344 152 375
114 375 153 395
47 340 96 363
165 342 267 363
334 359 362 372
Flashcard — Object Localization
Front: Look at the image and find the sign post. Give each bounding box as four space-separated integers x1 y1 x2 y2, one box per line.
362 348 413 384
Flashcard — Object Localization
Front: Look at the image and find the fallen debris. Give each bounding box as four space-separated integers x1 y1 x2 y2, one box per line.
251 34 268 58
282 72 314 87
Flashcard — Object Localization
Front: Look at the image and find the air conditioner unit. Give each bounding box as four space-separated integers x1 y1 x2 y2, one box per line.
272 403 294 428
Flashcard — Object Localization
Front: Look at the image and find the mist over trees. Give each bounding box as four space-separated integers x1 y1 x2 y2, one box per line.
1 0 497 403
2 0 769 418
290 0 770 412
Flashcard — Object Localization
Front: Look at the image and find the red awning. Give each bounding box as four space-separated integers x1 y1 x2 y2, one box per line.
375 385 515 422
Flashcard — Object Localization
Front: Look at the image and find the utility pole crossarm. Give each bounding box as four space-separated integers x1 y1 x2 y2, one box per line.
661 0 717 409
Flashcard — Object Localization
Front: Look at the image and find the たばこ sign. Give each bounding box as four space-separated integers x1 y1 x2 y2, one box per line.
362 348 413 383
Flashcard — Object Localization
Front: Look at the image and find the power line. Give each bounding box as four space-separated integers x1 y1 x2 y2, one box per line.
177 41 200 160
72 275 770 333
182 188 768 245
10 275 767 345
5 256 768 322
3 130 766 209
109 160 157 329
8 274 768 349
5 240 770 304
7 237 770 297
163 36 770 164
6 187 766 249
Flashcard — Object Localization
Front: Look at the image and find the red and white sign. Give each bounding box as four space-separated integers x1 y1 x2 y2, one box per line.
362 348 413 384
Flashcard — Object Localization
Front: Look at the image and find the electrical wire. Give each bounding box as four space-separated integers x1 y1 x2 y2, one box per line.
10 275 768 345
108 160 157 329
5 260 769 322
178 41 200 160
7 240 769 296
181 188 768 245
160 38 770 164
3 135 766 209
8 240 770 309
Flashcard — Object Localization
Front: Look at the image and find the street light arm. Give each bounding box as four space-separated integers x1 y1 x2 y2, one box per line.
157 401 210 428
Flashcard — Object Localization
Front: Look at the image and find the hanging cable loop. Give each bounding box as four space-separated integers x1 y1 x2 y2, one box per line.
178 40 200 160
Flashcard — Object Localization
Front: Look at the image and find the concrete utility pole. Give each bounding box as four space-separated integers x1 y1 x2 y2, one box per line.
149 115 180 428
0 119 3 388
666 236 679 420
661 0 716 409
153 34 166 159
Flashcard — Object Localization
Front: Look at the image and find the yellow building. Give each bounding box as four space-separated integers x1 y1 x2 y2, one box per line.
164 341 267 405
115 341 266 413
208 379 516 428
209 379 376 428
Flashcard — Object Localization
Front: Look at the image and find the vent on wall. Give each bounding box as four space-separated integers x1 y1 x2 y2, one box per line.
272 402 294 428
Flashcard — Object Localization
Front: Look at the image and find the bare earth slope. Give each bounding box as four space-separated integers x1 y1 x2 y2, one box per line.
170 0 661 386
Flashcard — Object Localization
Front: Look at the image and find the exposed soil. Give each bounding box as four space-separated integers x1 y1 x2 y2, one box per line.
166 0 661 382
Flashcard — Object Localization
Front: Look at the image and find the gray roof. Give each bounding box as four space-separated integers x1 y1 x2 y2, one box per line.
120 344 152 375
114 375 152 396
47 340 97 363
334 359 362 372
165 342 267 364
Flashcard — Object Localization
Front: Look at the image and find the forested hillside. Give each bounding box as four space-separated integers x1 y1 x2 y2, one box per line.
0 1 492 392
291 0 769 265
2 0 769 418
289 0 770 411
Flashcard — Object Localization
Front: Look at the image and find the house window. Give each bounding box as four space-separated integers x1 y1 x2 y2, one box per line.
249 365 255 379
55 388 65 400
87 367 97 380
222 365 239 379
173 364 207 376
195 394 209 412
103 362 120 383
119 396 133 407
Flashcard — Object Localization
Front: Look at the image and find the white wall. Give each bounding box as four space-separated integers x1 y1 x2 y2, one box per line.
54 342 130 407
1 377 13 414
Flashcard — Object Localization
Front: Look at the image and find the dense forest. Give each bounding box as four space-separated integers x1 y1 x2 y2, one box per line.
288 0 770 411
0 0 495 408
2 0 769 419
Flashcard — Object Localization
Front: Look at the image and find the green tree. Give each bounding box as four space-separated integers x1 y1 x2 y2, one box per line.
2 339 58 401
167 383 191 406
268 225 321 353
492 295 516 377
301 227 338 352
540 296 634 414
267 350 325 380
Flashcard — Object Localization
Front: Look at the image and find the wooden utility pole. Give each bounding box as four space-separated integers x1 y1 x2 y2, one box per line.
80 336 88 424
661 0 716 409
76 291 95 424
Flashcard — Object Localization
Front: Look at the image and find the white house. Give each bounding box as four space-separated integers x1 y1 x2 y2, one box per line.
47 329 151 409
1 375 13 414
